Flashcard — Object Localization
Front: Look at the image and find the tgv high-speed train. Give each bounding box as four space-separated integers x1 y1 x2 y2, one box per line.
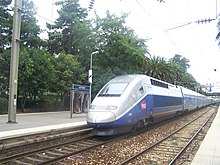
87 74 215 136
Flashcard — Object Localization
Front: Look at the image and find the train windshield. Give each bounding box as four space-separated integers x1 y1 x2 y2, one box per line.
98 83 128 97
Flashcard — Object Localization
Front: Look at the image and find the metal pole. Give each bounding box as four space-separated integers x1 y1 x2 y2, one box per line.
89 83 92 106
89 54 92 107
8 0 22 123
70 89 74 118
89 51 99 107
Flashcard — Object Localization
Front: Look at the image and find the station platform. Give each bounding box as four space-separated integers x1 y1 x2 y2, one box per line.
191 106 220 165
0 111 87 140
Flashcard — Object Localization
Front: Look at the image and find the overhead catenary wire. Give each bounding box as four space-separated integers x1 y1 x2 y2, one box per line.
35 14 55 24
135 0 182 54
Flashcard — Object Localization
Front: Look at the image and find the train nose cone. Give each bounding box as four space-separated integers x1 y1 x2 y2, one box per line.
87 111 116 123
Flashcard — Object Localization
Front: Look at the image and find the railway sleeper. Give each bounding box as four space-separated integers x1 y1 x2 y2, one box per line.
158 144 183 149
37 153 55 159
153 148 180 154
54 148 70 154
61 146 76 151
46 150 64 156
24 156 44 163
14 159 31 165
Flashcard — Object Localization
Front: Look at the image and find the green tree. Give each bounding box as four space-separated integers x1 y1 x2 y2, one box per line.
47 0 88 55
167 60 185 84
168 54 195 87
145 56 173 82
52 53 86 105
169 54 190 72
18 48 55 111
1 0 18 112
91 11 148 94
144 54 198 91
181 72 197 90
70 21 96 70
20 0 45 48
0 47 55 112
0 50 10 95
0 0 13 52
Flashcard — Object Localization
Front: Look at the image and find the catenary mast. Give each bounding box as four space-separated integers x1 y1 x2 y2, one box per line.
8 0 22 123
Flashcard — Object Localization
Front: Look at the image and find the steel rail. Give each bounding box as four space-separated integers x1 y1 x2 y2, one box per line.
0 130 132 164
36 133 137 165
0 125 91 150
0 130 93 164
119 108 214 165
168 110 215 165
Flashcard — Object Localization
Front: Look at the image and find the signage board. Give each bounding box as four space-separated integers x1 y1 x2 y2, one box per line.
72 84 90 91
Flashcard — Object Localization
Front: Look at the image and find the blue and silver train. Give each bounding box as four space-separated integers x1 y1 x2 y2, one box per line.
87 74 216 135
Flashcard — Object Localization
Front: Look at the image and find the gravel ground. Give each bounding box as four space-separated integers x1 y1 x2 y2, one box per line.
60 106 217 165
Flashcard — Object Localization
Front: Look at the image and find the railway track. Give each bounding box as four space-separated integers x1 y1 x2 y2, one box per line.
59 106 217 164
0 125 91 150
0 129 128 164
0 116 179 164
0 126 93 164
0 106 217 164
119 107 216 165
0 136 102 164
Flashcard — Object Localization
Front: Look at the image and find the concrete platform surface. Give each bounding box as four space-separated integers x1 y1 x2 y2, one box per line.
0 111 87 140
191 106 220 165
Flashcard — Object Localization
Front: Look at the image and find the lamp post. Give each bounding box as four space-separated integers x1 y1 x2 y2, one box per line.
89 51 99 107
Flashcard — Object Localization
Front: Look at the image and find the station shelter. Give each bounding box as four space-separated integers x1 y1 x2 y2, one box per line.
70 84 90 118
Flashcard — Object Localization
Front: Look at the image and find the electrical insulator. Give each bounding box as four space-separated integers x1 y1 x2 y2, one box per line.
89 0 95 11
196 18 216 24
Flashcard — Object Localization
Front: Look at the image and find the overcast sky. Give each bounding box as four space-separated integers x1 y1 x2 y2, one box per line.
31 0 220 91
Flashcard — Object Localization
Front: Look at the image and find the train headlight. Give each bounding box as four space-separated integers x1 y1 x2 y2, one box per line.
106 105 118 110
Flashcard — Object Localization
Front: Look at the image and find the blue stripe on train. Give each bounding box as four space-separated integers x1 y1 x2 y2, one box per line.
87 94 183 128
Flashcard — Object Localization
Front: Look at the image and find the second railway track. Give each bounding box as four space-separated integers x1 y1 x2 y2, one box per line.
0 126 94 164
0 105 218 164
120 106 216 164
61 106 218 164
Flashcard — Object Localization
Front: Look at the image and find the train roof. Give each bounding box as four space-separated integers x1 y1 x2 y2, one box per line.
108 74 206 97
109 74 144 83
109 74 174 86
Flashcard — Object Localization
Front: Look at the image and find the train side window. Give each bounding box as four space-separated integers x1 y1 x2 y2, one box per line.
139 86 144 94
150 79 168 88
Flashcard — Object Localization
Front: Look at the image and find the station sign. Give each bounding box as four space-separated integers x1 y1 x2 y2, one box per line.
72 84 90 91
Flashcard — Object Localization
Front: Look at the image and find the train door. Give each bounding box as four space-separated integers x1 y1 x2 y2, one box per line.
180 87 185 111
143 83 153 118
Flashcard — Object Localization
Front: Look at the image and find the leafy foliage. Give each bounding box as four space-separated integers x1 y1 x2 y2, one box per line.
18 48 55 111
51 53 87 105
0 0 12 52
145 54 197 90
47 0 88 55
0 50 10 94
20 0 45 48
169 54 190 72
0 0 202 113
145 56 171 81
91 11 148 92
52 53 85 92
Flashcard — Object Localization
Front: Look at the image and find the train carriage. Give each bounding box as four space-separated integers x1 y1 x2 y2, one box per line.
87 74 213 136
